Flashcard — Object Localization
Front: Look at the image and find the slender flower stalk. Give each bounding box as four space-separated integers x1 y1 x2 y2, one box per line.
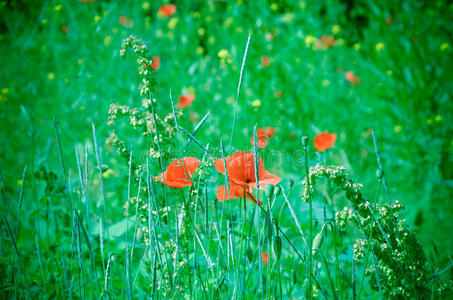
302 136 313 300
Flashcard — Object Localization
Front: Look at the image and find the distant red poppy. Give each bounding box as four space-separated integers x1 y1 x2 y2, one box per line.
214 151 281 204
119 16 134 28
152 56 160 71
320 35 335 47
261 55 270 67
274 90 282 98
153 157 201 188
345 71 360 85
178 94 195 109
262 252 269 264
251 127 276 149
385 17 392 25
313 133 337 152
61 26 69 34
159 4 176 17
79 0 95 2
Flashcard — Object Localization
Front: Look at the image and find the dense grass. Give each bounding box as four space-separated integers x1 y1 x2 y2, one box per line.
1 0 453 298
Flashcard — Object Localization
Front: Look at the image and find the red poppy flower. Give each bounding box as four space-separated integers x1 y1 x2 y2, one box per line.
251 127 276 149
159 4 176 17
262 252 269 264
79 0 95 2
313 133 337 152
151 56 160 71
320 35 335 47
61 26 69 34
178 94 195 109
119 16 134 28
214 151 281 204
261 55 270 67
153 157 201 188
345 71 360 85
385 16 392 25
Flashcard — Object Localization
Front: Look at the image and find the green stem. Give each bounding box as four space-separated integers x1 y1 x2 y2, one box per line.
303 136 313 300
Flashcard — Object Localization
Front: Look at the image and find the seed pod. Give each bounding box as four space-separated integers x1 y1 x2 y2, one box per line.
302 136 309 147
265 185 274 199
312 231 324 255
274 186 281 197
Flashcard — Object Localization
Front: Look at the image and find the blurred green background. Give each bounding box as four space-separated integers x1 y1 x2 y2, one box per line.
1 0 452 285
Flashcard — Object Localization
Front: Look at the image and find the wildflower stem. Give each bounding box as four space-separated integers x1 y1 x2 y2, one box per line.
302 136 313 300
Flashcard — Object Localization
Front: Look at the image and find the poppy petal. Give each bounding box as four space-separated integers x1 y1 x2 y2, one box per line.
258 171 281 189
313 133 337 152
216 181 262 205
153 157 201 188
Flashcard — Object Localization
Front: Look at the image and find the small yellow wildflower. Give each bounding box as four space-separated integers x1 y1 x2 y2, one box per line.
224 17 234 27
322 79 330 87
331 25 341 35
387 70 393 76
104 35 112 47
271 3 278 11
299 1 306 9
235 27 243 33
54 4 62 11
94 15 101 23
142 2 150 10
196 46 204 55
41 19 48 25
168 17 178 30
102 169 114 179
252 99 261 107
305 35 318 48
435 115 442 122
17 180 23 187
394 125 402 133
353 43 361 50
218 49 229 59
1 88 8 95
440 43 449 51
313 285 319 297
375 43 385 51
47 72 55 80
208 36 215 45
282 13 295 23
197 28 205 36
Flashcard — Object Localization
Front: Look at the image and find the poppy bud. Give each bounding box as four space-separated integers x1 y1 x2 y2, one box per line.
274 186 281 197
265 185 274 199
302 136 309 147
274 235 282 259
312 231 324 255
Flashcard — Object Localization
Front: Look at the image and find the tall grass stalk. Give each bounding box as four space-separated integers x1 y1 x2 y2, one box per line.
302 136 313 300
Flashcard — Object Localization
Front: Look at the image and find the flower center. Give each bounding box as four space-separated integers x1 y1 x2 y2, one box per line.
246 178 251 183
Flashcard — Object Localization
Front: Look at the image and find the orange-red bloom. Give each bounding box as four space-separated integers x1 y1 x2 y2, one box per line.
345 71 360 85
320 35 335 47
61 26 69 34
159 4 176 17
79 0 96 2
119 16 134 28
178 94 195 109
152 56 160 71
153 157 201 188
251 127 276 149
262 252 269 264
313 133 337 152
261 55 270 67
214 151 281 204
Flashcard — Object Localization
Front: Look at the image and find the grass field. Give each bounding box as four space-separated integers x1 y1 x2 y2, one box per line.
1 0 453 298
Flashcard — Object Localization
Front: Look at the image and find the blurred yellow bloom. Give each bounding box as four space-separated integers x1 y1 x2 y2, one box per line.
197 28 205 36
226 96 235 104
235 27 243 33
271 3 278 11
1 88 8 94
282 13 295 23
196 46 204 55
435 115 442 122
156 29 163 37
77 59 83 65
17 180 23 187
193 12 200 18
322 79 330 87
224 17 234 27
47 72 55 80
54 4 62 11
313 285 319 297
218 49 229 59
440 43 449 51
299 1 306 9
102 169 114 179
305 35 318 48
142 2 150 10
104 35 112 47
168 17 178 30
94 15 101 23
353 43 361 50
336 38 344 46
41 19 48 25
252 99 261 107
375 43 385 51
386 70 393 76
331 25 341 35
208 36 215 44
394 125 402 133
